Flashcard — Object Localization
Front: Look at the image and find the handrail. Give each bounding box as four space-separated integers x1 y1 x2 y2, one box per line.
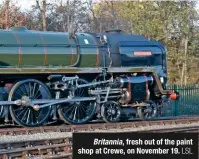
105 29 123 33
0 44 102 47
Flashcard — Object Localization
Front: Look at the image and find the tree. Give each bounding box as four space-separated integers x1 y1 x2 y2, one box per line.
88 0 131 33
5 0 9 30
0 1 27 29
107 1 199 84
36 0 47 31
27 0 90 32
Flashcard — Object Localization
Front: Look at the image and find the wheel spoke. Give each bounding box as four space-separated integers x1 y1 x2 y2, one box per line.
107 114 111 119
30 109 34 124
18 87 26 96
63 104 75 114
79 105 87 116
73 107 78 121
76 107 79 120
26 109 31 124
21 108 29 122
32 83 36 97
15 107 27 117
23 84 30 96
0 106 3 115
81 106 88 118
68 106 76 119
80 103 88 109
78 107 84 119
29 82 32 97
35 92 41 99
79 88 86 97
14 91 23 98
33 85 41 99
13 107 23 114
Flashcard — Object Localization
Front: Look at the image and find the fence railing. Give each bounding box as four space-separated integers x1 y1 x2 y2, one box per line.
164 84 199 117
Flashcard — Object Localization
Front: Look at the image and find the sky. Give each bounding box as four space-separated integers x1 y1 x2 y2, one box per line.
5 0 51 10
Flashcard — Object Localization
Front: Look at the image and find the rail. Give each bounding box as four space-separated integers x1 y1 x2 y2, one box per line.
0 116 199 136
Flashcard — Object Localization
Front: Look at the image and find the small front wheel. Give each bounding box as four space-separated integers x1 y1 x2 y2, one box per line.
101 101 121 123
137 101 157 120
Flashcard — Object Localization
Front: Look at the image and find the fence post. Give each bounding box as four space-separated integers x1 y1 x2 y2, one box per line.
174 84 178 116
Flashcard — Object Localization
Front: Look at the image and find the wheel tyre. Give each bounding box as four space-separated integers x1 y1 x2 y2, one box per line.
9 79 52 127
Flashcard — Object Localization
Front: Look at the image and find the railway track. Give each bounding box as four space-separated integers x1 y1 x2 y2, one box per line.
1 116 199 136
0 137 72 159
1 117 199 158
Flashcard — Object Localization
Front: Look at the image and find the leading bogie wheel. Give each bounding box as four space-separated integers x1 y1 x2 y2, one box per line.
58 78 96 124
101 101 121 123
9 79 52 127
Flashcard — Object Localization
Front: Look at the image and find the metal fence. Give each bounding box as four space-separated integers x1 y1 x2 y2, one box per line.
163 84 199 117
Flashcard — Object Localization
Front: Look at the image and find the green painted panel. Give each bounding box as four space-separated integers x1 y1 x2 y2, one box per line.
0 53 98 67
21 54 44 66
80 54 97 67
48 54 78 66
0 54 18 66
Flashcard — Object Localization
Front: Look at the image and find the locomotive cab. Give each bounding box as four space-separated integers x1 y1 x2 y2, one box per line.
97 30 167 87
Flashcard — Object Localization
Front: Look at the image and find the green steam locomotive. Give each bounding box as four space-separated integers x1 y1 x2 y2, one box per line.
0 26 177 127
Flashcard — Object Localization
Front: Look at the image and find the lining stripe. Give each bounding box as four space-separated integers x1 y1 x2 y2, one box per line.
39 34 48 66
68 34 74 65
12 32 22 66
96 48 100 67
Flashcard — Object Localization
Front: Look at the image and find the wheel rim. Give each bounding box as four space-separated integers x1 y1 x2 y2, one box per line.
58 79 96 124
9 79 51 127
102 101 121 123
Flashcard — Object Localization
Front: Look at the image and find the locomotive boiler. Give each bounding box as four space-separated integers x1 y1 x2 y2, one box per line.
0 26 178 127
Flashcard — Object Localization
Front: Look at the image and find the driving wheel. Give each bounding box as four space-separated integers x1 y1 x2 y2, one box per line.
58 78 96 124
9 79 52 127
